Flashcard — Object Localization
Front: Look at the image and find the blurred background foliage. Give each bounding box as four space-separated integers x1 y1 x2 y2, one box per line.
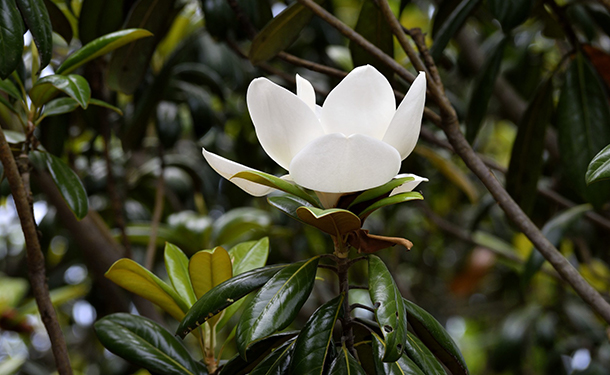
2 0 610 373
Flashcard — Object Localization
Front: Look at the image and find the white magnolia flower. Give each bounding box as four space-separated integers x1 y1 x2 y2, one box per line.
202 65 428 207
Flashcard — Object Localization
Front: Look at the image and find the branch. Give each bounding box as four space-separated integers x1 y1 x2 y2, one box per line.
0 127 73 375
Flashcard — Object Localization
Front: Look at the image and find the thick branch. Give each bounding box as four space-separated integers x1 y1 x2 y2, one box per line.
0 127 73 374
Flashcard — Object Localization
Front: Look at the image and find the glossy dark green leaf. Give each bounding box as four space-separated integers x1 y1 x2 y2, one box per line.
43 152 88 220
16 0 52 70
291 294 344 375
0 78 22 100
557 53 610 207
40 97 79 118
465 35 507 143
404 332 446 375
220 333 297 375
404 298 468 375
296 207 361 237
0 0 24 79
328 344 367 375
487 0 532 31
95 313 207 375
233 170 320 207
522 204 591 285
42 0 72 43
107 0 177 94
368 255 407 362
250 338 296 375
176 264 287 338
172 62 225 100
29 74 91 108
229 237 270 276
432 0 462 37
372 334 426 375
56 28 153 75
586 144 610 185
78 0 123 44
506 79 554 215
350 0 394 79
0 94 16 114
349 176 414 208
155 101 181 148
430 0 482 61
267 195 314 222
358 191 423 220
88 98 123 115
236 257 319 359
249 0 319 64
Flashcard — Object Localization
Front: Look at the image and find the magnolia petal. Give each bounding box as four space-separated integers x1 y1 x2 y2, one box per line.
202 148 274 197
390 173 428 196
320 65 395 139
247 78 324 170
289 133 401 193
382 72 426 159
296 74 316 112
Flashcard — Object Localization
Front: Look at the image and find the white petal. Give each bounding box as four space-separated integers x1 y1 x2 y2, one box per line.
296 74 316 112
390 173 428 196
382 72 426 160
289 133 401 193
202 148 274 197
247 78 325 170
320 65 395 139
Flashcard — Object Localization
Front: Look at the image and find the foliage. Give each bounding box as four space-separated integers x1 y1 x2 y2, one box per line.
1 0 610 374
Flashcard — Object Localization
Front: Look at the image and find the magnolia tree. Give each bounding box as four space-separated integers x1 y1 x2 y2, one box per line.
3 0 610 374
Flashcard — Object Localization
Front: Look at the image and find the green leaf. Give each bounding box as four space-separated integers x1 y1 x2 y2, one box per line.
296 206 361 237
267 195 313 222
78 0 124 44
358 192 423 220
522 204 592 285
0 78 22 100
172 62 226 100
506 79 554 215
176 264 287 338
487 0 533 31
15 0 53 70
29 74 91 108
372 333 426 375
368 255 407 362
95 313 207 375
586 143 610 185
232 170 320 207
349 176 414 208
250 338 296 375
0 0 25 79
404 298 469 375
350 0 394 79
43 152 88 220
42 0 72 43
107 0 177 94
236 257 319 359
164 243 197 306
404 332 446 375
188 246 232 326
39 97 79 119
248 0 319 64
56 28 153 75
211 207 272 246
557 53 610 207
465 35 507 143
291 294 345 375
229 237 270 276
220 333 297 375
105 258 189 321
328 344 367 375
430 0 482 61
88 98 123 115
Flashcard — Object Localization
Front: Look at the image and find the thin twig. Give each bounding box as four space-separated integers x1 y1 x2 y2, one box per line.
0 126 73 374
350 303 376 313
349 285 369 290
